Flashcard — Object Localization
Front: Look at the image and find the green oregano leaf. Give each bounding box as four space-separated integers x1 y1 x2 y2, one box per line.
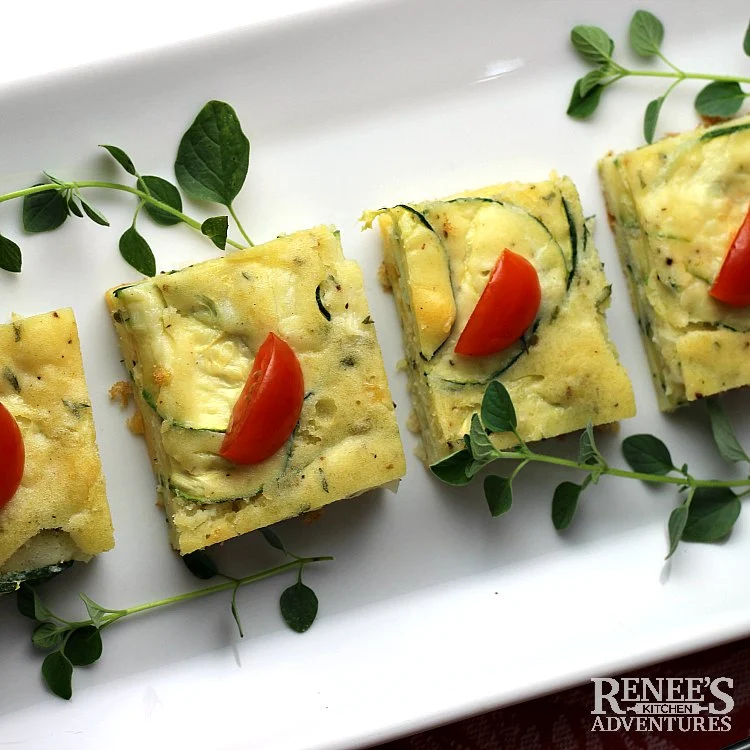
468 413 499 464
17 583 54 622
481 381 517 433
182 550 219 580
175 100 250 206
64 625 103 666
629 10 665 57
0 233 22 273
100 144 137 175
201 216 229 250
79 197 110 227
666 502 689 559
23 186 68 232
578 68 610 97
551 481 583 531
578 423 602 466
643 96 664 144
79 593 109 628
230 585 244 638
744 17 750 56
570 25 615 64
42 651 73 700
138 175 183 226
622 434 674 476
484 475 512 517
119 226 156 276
694 81 746 118
32 622 68 651
280 581 318 633
260 528 286 553
430 448 473 486
682 487 741 543
66 195 84 218
567 79 604 119
706 397 750 464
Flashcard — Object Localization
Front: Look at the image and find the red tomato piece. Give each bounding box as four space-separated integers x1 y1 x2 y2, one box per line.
0 401 24 508
219 332 304 465
710 205 750 307
455 249 542 357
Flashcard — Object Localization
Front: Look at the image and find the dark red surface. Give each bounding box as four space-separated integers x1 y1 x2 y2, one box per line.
376 638 750 750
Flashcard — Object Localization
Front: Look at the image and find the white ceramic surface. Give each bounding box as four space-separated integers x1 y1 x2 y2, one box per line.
1 1 749 748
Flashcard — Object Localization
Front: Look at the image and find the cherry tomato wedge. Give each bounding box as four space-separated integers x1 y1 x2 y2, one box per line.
709 205 750 307
455 249 542 357
0 401 24 508
220 332 304 465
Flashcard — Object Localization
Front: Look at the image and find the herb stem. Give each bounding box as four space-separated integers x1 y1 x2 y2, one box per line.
97 555 332 626
228 203 254 247
655 51 684 76
619 69 750 85
0 181 246 250
495 449 750 490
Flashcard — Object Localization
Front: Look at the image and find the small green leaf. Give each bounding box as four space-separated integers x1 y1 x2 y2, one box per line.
551 481 583 531
175 100 250 206
666 502 689 559
119 226 156 276
42 651 73 700
744 17 750 56
694 81 746 118
79 594 109 628
280 581 318 633
201 216 229 250
138 175 183 226
32 622 68 651
578 68 610 97
260 528 286 553
230 585 244 638
643 96 664 144
484 475 512 517
706 397 750 464
430 448 473 486
682 487 741 543
23 187 68 233
66 195 84 218
578 423 603 466
567 79 604 119
43 172 65 186
182 550 219 580
622 434 674 476
79 197 110 227
0 233 22 273
481 381 517 433
468 413 499 464
629 10 665 57
100 144 137 175
570 25 615 64
64 626 103 666
17 583 54 622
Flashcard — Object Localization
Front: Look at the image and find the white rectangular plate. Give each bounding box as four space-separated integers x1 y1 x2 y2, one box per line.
1 1 749 748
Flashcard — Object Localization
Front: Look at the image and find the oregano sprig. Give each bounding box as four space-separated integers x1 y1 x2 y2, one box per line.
567 10 750 143
17 530 332 700
431 381 750 559
0 101 253 275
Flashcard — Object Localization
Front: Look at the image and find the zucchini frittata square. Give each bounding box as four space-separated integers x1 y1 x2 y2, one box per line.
600 116 750 410
0 309 114 586
107 225 405 554
366 175 635 465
